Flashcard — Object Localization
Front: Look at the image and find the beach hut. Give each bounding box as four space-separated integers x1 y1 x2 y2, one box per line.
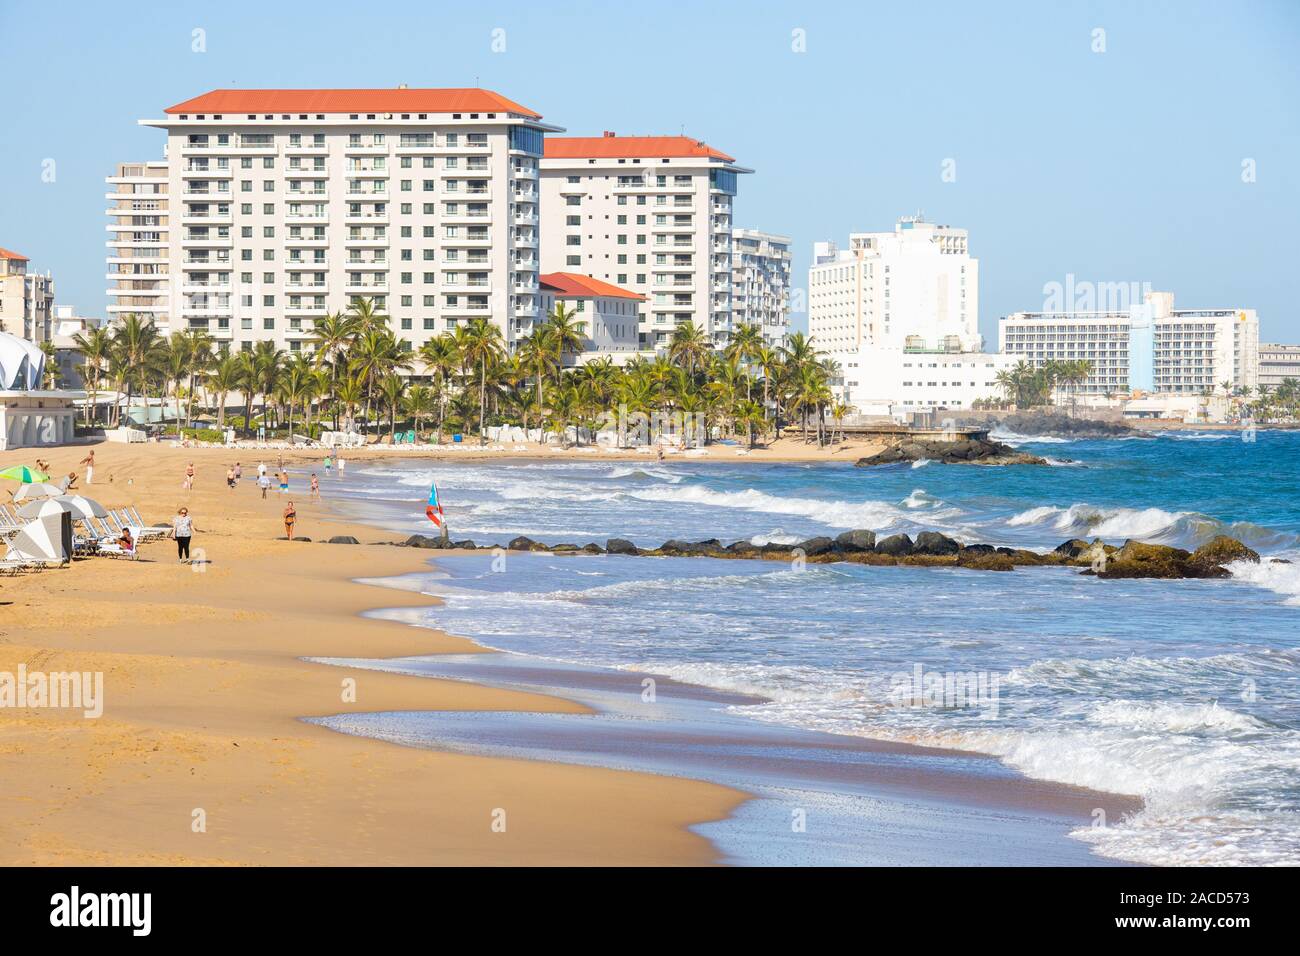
3 512 72 565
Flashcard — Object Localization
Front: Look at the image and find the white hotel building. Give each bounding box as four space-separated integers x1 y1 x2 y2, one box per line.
731 229 791 347
809 217 1007 413
108 88 559 353
999 292 1260 396
539 133 750 351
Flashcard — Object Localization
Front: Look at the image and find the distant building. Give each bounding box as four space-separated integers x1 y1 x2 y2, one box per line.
1258 343 1300 390
0 247 55 344
809 217 991 413
539 132 751 351
50 305 103 390
105 160 171 326
1000 292 1260 396
538 272 643 363
731 229 791 347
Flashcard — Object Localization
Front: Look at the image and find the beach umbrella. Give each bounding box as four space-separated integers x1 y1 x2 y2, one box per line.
12 482 64 502
0 465 50 483
16 495 108 521
4 513 70 564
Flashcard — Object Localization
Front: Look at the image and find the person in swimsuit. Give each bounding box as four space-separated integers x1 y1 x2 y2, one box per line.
310 474 320 499
283 501 297 540
226 466 236 489
279 470 289 494
183 462 196 490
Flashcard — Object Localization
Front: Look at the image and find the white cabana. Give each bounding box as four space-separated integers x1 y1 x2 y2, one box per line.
4 512 71 565
0 331 44 391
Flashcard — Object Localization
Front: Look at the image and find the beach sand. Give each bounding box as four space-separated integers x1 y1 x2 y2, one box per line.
0 441 745 865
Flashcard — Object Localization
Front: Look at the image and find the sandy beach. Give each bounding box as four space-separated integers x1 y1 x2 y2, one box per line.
0 440 752 865
2 436 1146 866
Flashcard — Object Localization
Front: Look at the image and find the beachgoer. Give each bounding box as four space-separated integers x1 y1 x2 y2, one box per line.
35 458 51 474
324 455 332 476
310 474 320 499
116 526 134 553
279 470 289 494
59 472 78 492
234 462 242 482
337 456 346 477
80 449 95 485
283 501 297 540
257 461 267 481
226 466 236 490
183 462 195 490
172 507 195 563
258 472 271 499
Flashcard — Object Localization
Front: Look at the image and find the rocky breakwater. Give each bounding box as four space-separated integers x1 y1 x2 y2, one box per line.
855 437 1051 467
395 530 1262 580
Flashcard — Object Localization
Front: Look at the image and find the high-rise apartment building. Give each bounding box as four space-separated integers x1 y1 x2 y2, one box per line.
539 133 750 351
109 88 559 354
808 217 991 413
1000 293 1260 396
106 160 170 326
1258 343 1300 390
731 229 791 347
0 248 55 344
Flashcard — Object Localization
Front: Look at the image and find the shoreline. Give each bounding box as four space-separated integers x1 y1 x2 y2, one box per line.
2 439 1145 866
0 442 743 865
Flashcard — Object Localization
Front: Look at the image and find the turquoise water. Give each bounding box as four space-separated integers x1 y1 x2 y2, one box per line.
324 429 1300 865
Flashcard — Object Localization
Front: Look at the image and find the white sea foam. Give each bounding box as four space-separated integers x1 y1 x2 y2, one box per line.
911 458 931 469
1226 556 1300 606
989 428 1071 445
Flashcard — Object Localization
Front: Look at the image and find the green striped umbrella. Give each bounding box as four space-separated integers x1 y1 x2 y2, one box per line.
0 465 51 483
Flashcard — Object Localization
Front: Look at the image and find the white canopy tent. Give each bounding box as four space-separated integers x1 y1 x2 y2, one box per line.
4 512 71 565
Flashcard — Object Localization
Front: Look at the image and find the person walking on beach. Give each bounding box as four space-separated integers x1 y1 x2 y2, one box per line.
172 506 196 564
283 500 297 540
310 474 320 500
257 461 267 483
324 455 332 477
183 462 195 491
337 456 346 478
258 471 271 499
279 469 289 494
226 466 237 490
234 462 242 483
79 450 95 485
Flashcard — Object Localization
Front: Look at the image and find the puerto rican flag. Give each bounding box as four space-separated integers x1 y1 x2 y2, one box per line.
426 480 444 528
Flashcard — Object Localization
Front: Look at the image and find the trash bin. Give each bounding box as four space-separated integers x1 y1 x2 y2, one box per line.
453 433 463 443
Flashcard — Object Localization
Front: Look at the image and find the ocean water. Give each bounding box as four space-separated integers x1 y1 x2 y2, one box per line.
318 429 1300 866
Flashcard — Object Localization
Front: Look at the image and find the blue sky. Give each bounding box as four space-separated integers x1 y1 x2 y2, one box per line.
1 0 1297 343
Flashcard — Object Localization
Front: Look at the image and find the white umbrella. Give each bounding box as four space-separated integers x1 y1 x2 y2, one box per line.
16 495 108 521
12 482 64 502
4 513 69 563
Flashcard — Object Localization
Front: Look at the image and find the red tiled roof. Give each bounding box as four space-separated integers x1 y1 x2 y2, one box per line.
0 247 29 261
540 273 644 301
544 134 734 162
164 88 541 119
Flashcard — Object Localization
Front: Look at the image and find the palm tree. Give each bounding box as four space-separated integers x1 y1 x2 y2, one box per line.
457 317 505 443
309 311 360 429
208 352 242 431
161 332 192 433
179 328 214 427
403 384 435 439
668 320 711 376
540 303 587 385
349 325 409 431
378 372 406 441
276 355 315 443
107 315 163 427
73 325 113 426
418 334 460 444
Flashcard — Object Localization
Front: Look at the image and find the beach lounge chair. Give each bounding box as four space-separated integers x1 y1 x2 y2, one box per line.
123 507 170 539
97 527 140 560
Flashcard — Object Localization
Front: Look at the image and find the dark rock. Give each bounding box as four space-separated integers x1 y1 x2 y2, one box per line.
875 533 914 556
326 535 360 545
1189 535 1260 572
1053 538 1093 559
450 540 476 550
901 553 958 566
278 536 311 542
581 543 605 554
727 540 762 556
404 533 444 549
914 531 961 556
856 437 1048 467
551 543 581 552
958 551 1015 571
796 536 836 557
605 537 638 555
958 412 1146 441
508 535 548 552
961 543 997 556
834 529 877 552
1088 539 1229 579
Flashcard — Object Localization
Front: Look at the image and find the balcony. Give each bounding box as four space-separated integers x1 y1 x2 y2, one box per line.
344 212 390 225
344 280 389 294
283 235 329 247
181 166 233 178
